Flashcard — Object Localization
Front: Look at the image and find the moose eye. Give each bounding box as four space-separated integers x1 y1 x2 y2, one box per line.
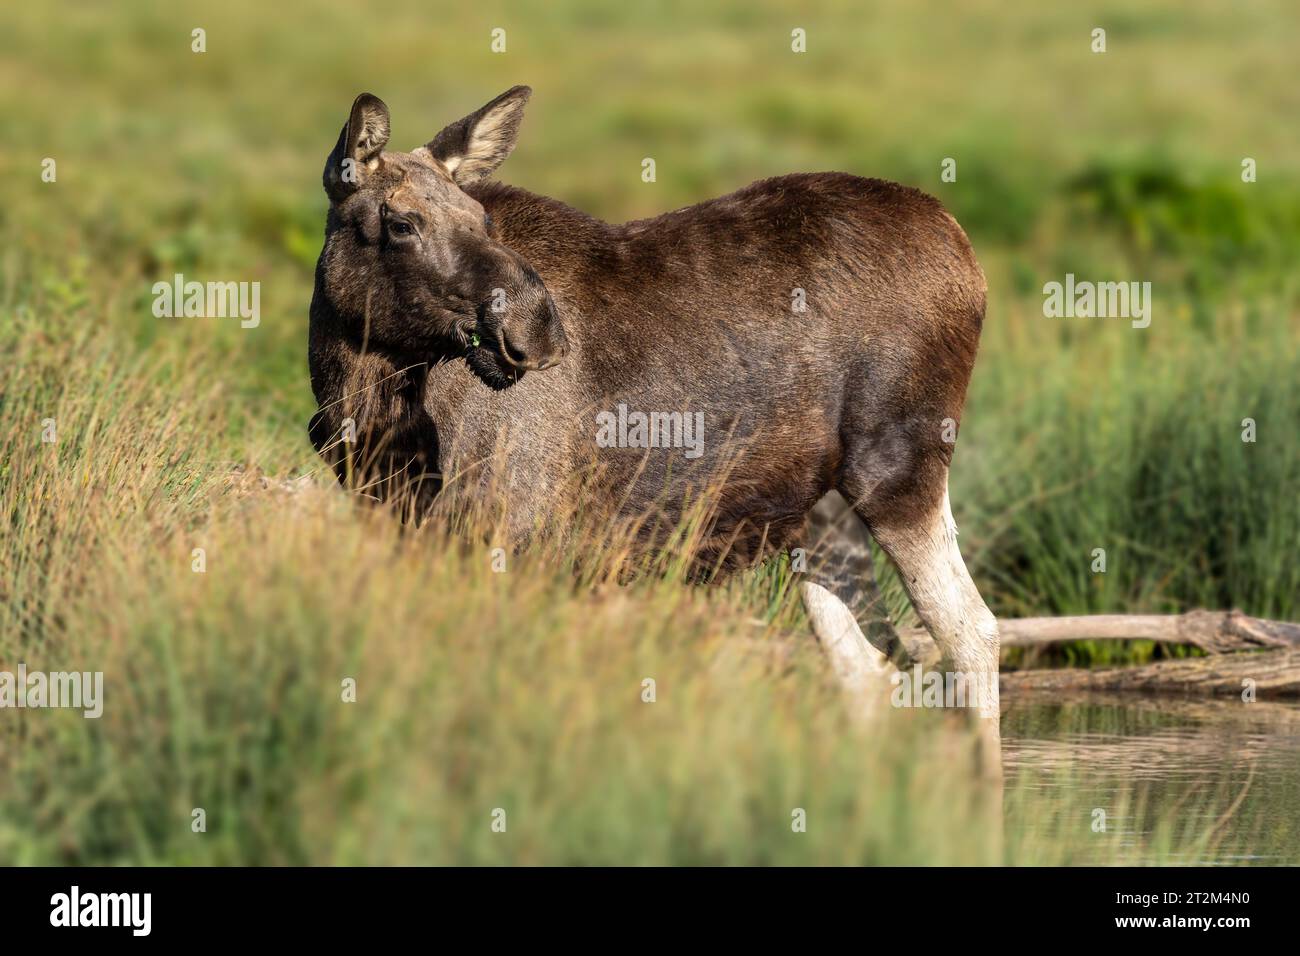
388 220 414 237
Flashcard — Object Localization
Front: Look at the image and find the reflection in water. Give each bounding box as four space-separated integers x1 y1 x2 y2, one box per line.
1002 691 1300 864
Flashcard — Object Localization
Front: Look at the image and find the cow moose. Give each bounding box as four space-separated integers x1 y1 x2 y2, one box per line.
307 87 1001 740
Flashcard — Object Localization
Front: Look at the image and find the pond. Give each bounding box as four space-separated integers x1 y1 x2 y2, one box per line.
1002 691 1300 865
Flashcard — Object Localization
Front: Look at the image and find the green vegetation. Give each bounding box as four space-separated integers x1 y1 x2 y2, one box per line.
2 0 1296 863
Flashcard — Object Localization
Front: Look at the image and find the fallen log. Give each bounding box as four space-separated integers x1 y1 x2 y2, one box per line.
750 609 1300 699
1000 646 1300 699
895 610 1300 662
998 610 1300 653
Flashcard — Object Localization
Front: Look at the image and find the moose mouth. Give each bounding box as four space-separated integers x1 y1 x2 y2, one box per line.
463 303 527 391
465 342 525 391
461 296 566 389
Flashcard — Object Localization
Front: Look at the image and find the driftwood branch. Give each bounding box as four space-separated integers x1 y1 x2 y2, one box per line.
999 610 1300 653
1000 647 1300 699
897 610 1300 661
750 609 1300 700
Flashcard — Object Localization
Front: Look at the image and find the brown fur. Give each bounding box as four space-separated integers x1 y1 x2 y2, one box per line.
308 89 987 570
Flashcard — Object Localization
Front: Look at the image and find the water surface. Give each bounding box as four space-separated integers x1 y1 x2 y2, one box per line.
1003 691 1300 864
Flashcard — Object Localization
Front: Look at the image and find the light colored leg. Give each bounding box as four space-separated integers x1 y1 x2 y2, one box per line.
871 487 1000 719
869 485 1002 794
800 580 893 722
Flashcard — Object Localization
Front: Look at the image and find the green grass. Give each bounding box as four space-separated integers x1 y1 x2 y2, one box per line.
3 316 1006 865
2 0 1297 863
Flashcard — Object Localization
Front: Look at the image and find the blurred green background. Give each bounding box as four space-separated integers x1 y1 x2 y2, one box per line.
1 0 1297 864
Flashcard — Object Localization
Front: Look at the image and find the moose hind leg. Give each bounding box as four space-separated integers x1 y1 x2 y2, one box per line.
804 491 905 662
854 472 1003 793
865 483 1000 719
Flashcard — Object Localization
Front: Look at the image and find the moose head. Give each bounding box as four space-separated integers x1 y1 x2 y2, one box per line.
319 87 568 386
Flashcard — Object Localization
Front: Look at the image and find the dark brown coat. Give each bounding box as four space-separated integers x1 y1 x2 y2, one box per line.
308 88 986 570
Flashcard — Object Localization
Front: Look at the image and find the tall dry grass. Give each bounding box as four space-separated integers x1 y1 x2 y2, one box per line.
2 305 1272 864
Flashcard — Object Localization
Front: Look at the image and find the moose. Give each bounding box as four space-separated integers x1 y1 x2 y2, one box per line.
307 87 1001 740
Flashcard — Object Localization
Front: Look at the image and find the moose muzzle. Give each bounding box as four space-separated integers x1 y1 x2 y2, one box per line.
479 250 569 372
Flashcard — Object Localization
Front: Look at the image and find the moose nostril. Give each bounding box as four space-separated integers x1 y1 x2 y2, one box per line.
502 335 529 365
495 328 535 369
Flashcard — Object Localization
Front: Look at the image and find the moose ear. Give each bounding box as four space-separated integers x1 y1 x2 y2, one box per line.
323 93 391 202
425 86 531 185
